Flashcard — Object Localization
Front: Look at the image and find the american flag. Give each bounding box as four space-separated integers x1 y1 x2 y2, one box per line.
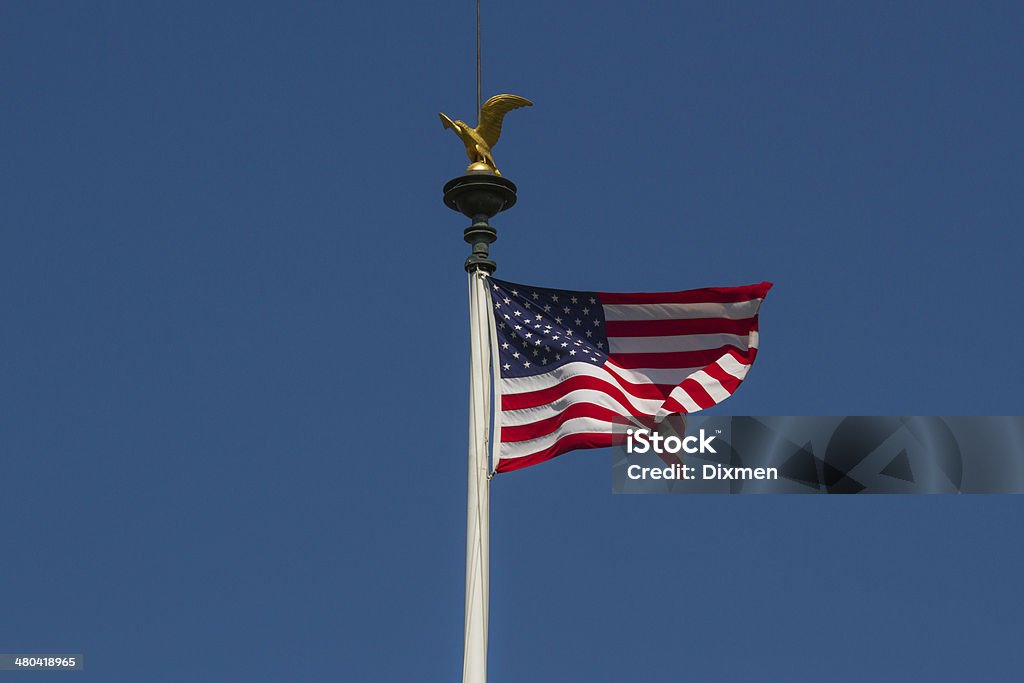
488 277 772 473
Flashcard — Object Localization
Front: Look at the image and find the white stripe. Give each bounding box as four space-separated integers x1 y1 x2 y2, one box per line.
748 330 759 349
501 361 659 396
605 364 704 386
663 386 702 414
500 361 736 397
501 388 664 427
716 354 751 381
608 332 750 354
689 369 731 403
500 416 642 459
602 299 763 321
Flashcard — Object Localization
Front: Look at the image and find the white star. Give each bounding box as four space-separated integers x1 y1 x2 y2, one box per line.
514 310 522 317
542 358 548 365
533 349 539 356
524 361 531 368
501 342 509 349
582 307 590 315
511 289 519 296
532 292 539 299
552 295 559 302
570 349 577 355
563 307 570 314
543 305 551 312
503 363 510 371
586 330 593 337
503 298 510 304
534 339 542 346
575 318 582 325
571 296 578 304
589 297 596 304
597 342 604 348
524 302 531 309
494 302 501 309
561 342 568 348
566 329 573 337
503 314 510 320
514 324 522 330
498 322 505 329
555 317 562 324
593 319 601 327
525 332 533 338
555 353 561 360
513 352 520 359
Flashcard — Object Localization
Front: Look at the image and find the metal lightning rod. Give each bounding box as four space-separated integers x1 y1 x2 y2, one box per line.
476 0 481 117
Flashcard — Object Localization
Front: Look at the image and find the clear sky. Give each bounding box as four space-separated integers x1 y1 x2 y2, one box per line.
2 1 1022 681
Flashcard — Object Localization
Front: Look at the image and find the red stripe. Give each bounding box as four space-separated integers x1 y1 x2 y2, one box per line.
495 432 618 473
659 395 687 415
501 402 655 443
605 317 758 338
501 371 671 411
726 346 758 365
598 282 772 305
660 391 701 414
679 377 716 410
609 346 750 369
702 360 744 394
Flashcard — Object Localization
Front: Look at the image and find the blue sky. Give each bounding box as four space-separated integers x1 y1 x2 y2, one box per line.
2 2 1022 681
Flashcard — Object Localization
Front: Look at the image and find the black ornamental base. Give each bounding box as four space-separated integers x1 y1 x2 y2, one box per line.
443 171 518 273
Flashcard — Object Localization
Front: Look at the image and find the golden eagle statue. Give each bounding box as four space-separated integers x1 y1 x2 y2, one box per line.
439 94 532 176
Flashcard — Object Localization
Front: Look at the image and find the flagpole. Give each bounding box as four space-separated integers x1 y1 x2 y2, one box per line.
464 267 491 683
444 169 518 683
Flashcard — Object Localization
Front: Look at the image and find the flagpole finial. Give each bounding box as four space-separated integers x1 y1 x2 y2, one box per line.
439 94 532 177
444 167 517 273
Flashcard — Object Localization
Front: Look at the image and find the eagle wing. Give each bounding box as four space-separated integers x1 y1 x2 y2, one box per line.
476 94 533 148
439 112 458 131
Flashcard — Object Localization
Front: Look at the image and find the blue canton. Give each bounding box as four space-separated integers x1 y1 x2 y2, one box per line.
489 278 609 379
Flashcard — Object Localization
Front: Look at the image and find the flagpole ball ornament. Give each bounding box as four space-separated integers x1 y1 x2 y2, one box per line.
441 93 530 274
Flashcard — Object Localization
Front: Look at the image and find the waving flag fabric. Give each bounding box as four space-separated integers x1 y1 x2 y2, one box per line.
488 277 772 473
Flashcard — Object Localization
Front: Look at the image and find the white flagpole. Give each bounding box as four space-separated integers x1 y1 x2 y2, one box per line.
463 269 492 683
443 139 518 683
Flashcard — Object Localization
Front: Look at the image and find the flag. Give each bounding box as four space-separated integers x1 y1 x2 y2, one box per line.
488 277 772 473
